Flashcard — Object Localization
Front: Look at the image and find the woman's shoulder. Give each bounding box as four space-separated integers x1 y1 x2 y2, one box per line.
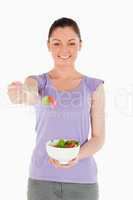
30 72 47 80
27 72 47 89
84 74 104 93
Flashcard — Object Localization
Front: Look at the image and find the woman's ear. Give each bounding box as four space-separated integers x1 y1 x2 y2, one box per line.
47 41 51 52
79 41 82 51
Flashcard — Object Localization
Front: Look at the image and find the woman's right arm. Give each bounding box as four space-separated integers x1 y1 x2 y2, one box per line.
7 76 40 105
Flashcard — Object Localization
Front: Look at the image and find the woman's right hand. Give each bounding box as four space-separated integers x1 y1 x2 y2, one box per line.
7 77 39 105
7 81 26 104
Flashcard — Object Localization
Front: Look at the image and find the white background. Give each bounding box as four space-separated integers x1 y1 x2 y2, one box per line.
0 0 133 199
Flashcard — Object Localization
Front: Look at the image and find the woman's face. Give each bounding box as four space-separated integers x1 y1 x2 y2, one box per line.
47 27 82 67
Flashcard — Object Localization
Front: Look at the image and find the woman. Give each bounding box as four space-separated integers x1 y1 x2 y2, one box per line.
7 17 105 200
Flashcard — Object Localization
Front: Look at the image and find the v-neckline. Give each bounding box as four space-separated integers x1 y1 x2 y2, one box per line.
46 72 86 93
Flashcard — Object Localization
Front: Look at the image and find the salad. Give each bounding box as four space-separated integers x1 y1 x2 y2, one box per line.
50 139 80 148
41 96 57 107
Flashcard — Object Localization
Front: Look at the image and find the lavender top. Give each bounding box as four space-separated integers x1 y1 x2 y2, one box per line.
29 72 104 183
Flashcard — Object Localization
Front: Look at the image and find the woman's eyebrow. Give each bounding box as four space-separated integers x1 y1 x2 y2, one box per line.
68 39 76 41
52 39 60 41
51 38 76 41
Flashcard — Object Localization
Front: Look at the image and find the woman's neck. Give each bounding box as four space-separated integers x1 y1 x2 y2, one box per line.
50 66 79 79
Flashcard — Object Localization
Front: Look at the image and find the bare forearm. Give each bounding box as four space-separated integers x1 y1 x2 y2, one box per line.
23 76 40 105
78 136 105 161
23 88 40 105
8 83 39 105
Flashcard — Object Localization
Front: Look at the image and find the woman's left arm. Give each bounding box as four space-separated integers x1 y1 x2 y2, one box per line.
48 83 105 168
78 83 105 161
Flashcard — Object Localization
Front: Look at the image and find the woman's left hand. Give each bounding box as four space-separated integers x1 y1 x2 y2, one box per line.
48 155 80 169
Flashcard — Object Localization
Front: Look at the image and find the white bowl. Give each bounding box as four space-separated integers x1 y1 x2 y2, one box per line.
46 139 80 164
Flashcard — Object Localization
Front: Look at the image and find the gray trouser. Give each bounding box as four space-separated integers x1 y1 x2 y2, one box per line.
27 178 99 200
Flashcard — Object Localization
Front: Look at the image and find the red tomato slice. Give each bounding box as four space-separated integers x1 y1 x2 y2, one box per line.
48 96 55 103
65 143 77 148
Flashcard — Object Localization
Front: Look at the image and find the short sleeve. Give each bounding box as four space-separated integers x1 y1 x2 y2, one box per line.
28 73 47 96
85 76 104 94
92 78 104 92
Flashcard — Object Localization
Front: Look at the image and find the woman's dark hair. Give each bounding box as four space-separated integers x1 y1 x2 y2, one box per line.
48 17 82 42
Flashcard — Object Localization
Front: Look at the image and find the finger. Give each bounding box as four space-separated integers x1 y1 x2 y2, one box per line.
48 158 75 169
60 164 73 168
52 160 69 168
48 158 55 164
48 159 51 164
68 160 77 165
48 159 59 168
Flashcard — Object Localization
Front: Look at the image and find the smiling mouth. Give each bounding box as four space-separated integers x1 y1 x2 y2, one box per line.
58 56 71 60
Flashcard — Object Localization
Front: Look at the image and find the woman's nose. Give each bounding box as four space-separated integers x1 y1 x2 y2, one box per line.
60 46 69 53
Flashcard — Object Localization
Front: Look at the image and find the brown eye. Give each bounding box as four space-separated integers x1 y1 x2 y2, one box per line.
69 43 76 46
53 43 60 46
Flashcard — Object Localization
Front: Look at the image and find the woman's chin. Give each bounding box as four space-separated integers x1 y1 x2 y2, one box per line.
57 59 75 65
57 62 74 68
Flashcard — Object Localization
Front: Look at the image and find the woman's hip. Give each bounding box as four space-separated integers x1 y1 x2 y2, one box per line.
27 177 99 200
